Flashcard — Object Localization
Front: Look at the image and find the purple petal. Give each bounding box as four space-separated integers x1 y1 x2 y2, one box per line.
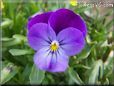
48 8 87 37
49 48 69 72
34 47 52 70
27 23 56 51
34 47 69 72
57 27 85 56
27 12 53 30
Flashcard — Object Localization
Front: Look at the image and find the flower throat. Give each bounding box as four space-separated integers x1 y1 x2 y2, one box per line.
50 41 59 51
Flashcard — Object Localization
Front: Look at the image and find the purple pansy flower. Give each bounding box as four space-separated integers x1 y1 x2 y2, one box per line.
27 8 87 72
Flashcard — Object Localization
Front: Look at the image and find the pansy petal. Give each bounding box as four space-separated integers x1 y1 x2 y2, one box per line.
48 8 87 37
57 27 85 56
27 12 53 30
28 23 56 51
49 48 69 72
34 47 52 70
34 47 69 72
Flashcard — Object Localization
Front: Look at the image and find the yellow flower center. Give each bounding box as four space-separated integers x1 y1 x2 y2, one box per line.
50 41 59 51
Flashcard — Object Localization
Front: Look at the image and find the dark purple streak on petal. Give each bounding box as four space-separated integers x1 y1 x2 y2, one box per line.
48 48 69 72
57 27 85 56
34 46 69 72
34 47 52 70
28 23 56 51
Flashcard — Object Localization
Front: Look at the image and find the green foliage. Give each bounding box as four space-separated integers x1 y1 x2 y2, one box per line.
88 60 103 84
1 0 114 85
29 65 45 84
9 49 33 56
68 67 84 84
0 62 20 84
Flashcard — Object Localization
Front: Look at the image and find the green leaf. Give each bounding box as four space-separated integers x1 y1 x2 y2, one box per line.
104 78 109 85
74 64 91 70
29 65 45 84
68 77 75 85
9 49 33 56
12 34 27 43
88 60 103 84
105 19 114 29
22 64 31 82
75 6 90 14
77 44 94 60
0 62 20 84
104 50 113 80
104 50 113 68
68 67 84 84
1 19 13 29
2 37 16 47
2 34 27 47
1 37 14 42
